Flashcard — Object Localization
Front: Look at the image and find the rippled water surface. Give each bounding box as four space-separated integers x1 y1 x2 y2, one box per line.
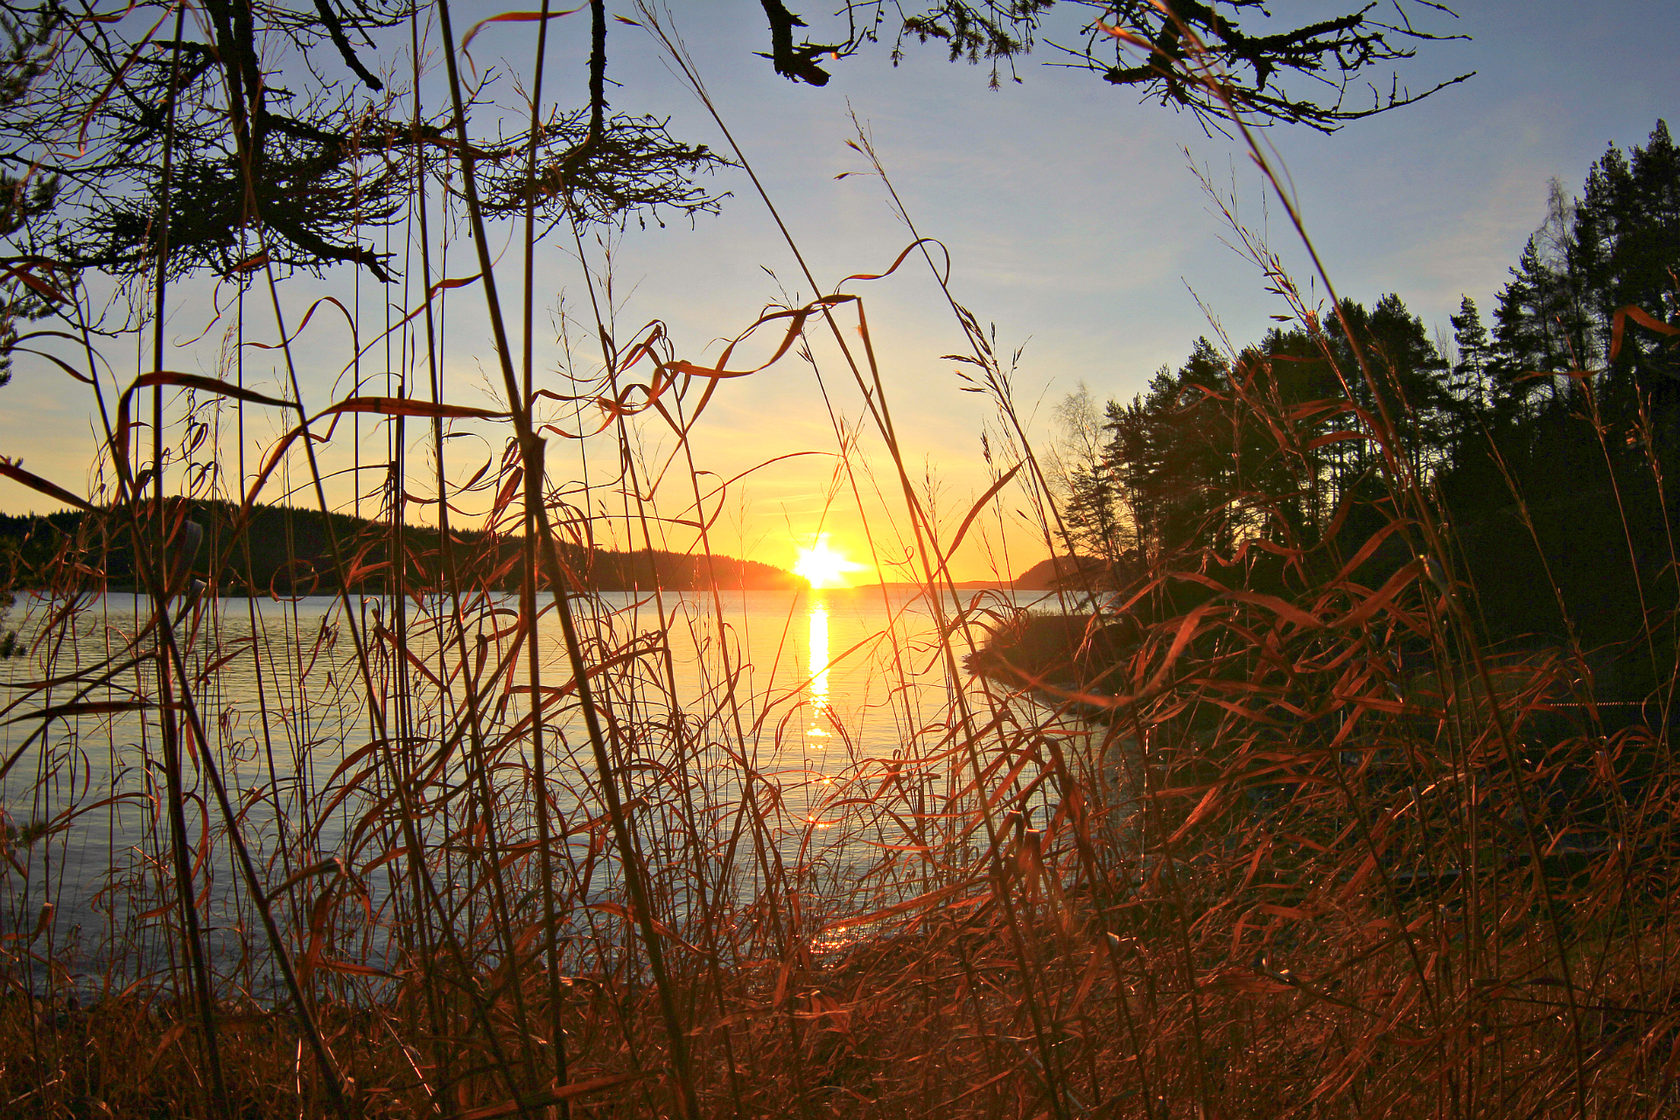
1 584 1066 993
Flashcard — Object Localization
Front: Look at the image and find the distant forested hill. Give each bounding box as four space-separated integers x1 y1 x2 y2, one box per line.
1012 555 1128 591
0 501 799 595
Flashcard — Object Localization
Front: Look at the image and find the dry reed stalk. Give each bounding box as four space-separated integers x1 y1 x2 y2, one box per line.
0 4 1676 1119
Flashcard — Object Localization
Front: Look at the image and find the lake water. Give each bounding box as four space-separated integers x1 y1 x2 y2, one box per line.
0 583 1092 997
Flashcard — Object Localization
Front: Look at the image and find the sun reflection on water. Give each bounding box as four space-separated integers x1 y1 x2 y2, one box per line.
807 599 830 740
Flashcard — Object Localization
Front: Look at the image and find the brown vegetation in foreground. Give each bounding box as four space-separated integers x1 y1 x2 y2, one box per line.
3 4 1678 1118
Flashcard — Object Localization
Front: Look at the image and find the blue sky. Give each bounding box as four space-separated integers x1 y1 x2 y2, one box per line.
3 2 1677 581
575 0 1680 577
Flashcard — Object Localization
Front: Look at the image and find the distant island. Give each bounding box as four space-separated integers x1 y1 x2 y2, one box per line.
0 503 1086 598
0 501 803 596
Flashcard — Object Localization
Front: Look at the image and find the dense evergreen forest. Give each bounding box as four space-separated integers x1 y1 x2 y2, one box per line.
0 500 801 595
1056 121 1680 686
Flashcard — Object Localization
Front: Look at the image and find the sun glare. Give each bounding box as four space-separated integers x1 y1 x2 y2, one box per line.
793 534 864 589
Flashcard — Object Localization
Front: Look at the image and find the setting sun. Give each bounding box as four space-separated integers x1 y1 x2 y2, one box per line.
793 534 865 589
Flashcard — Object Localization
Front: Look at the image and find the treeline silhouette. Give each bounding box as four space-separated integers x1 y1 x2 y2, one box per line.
1058 120 1679 694
0 500 800 596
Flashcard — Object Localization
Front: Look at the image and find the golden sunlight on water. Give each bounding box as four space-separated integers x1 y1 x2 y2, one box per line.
807 599 831 741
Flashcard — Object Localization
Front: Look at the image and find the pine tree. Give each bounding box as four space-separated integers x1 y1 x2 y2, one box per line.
1100 395 1157 567
768 1 1468 131
1579 120 1680 405
1363 292 1454 474
0 4 62 390
1051 385 1125 564
1489 237 1564 424
1449 296 1492 422
1114 339 1240 560
0 2 726 288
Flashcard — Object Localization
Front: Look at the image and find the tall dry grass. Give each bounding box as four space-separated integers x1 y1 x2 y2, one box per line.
1 4 1677 1119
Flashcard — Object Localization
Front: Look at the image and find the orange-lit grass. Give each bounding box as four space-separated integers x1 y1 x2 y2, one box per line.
2 5 1679 1119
